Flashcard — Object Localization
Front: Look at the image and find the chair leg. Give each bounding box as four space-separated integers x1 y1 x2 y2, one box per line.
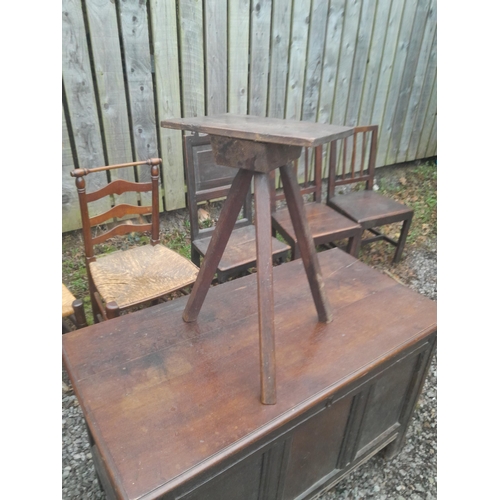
191 247 201 267
393 215 413 264
105 301 120 320
291 242 300 260
88 279 101 324
346 231 361 258
72 298 88 329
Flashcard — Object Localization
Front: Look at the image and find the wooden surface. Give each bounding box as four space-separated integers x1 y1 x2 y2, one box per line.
329 190 413 227
161 114 354 147
193 225 289 273
63 248 437 500
272 202 362 254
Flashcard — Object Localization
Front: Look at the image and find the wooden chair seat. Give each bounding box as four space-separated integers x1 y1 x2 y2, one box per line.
270 144 362 260
192 224 290 274
272 202 362 254
328 190 413 228
90 245 199 309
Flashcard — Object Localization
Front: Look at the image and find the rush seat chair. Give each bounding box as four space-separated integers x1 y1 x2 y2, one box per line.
71 158 199 322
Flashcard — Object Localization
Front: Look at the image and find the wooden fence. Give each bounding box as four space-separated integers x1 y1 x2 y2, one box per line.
62 0 437 232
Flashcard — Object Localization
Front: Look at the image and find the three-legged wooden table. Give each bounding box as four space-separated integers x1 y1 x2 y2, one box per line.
161 114 353 404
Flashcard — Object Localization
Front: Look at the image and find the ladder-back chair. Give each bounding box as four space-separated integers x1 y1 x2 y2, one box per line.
184 133 290 283
326 125 413 264
71 158 199 322
270 146 362 260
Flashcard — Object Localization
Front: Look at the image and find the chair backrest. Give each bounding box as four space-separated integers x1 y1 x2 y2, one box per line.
71 158 162 262
327 125 378 198
184 133 252 242
270 145 323 212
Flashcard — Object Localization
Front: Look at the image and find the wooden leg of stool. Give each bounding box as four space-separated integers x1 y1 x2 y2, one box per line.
183 169 254 323
280 164 332 323
254 172 277 405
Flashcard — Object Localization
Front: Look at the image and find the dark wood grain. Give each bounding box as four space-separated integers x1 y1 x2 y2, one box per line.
326 125 414 264
161 114 354 147
183 168 254 322
254 171 277 405
280 163 332 323
184 133 289 282
63 248 437 500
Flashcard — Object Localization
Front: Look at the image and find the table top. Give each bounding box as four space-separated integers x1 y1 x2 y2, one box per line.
160 114 354 147
62 249 436 500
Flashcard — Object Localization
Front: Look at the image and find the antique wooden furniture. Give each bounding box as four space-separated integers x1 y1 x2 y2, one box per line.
71 159 199 323
326 125 413 263
184 132 290 282
62 283 87 332
270 147 362 260
162 114 354 404
62 248 437 500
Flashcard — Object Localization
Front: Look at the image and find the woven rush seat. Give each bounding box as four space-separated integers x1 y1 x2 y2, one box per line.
90 245 199 309
62 283 76 318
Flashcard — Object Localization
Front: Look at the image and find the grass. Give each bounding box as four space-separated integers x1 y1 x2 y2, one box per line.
62 159 436 327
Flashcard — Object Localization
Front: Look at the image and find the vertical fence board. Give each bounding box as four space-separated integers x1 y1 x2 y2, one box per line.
317 0 344 125
344 0 376 126
376 0 418 166
417 72 437 159
62 0 437 232
358 0 391 126
228 0 250 114
425 111 437 158
62 0 110 217
317 0 345 177
301 0 329 123
205 0 228 115
406 28 436 161
151 0 185 211
119 0 160 208
85 0 136 206
386 0 431 165
62 108 82 232
370 0 405 158
285 0 312 120
268 0 292 119
331 0 362 126
179 0 205 118
399 0 437 162
249 0 272 116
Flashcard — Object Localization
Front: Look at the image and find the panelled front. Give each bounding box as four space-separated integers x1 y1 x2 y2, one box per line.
281 394 353 499
165 340 433 500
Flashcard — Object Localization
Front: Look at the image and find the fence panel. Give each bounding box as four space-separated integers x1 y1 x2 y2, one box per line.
62 0 437 232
